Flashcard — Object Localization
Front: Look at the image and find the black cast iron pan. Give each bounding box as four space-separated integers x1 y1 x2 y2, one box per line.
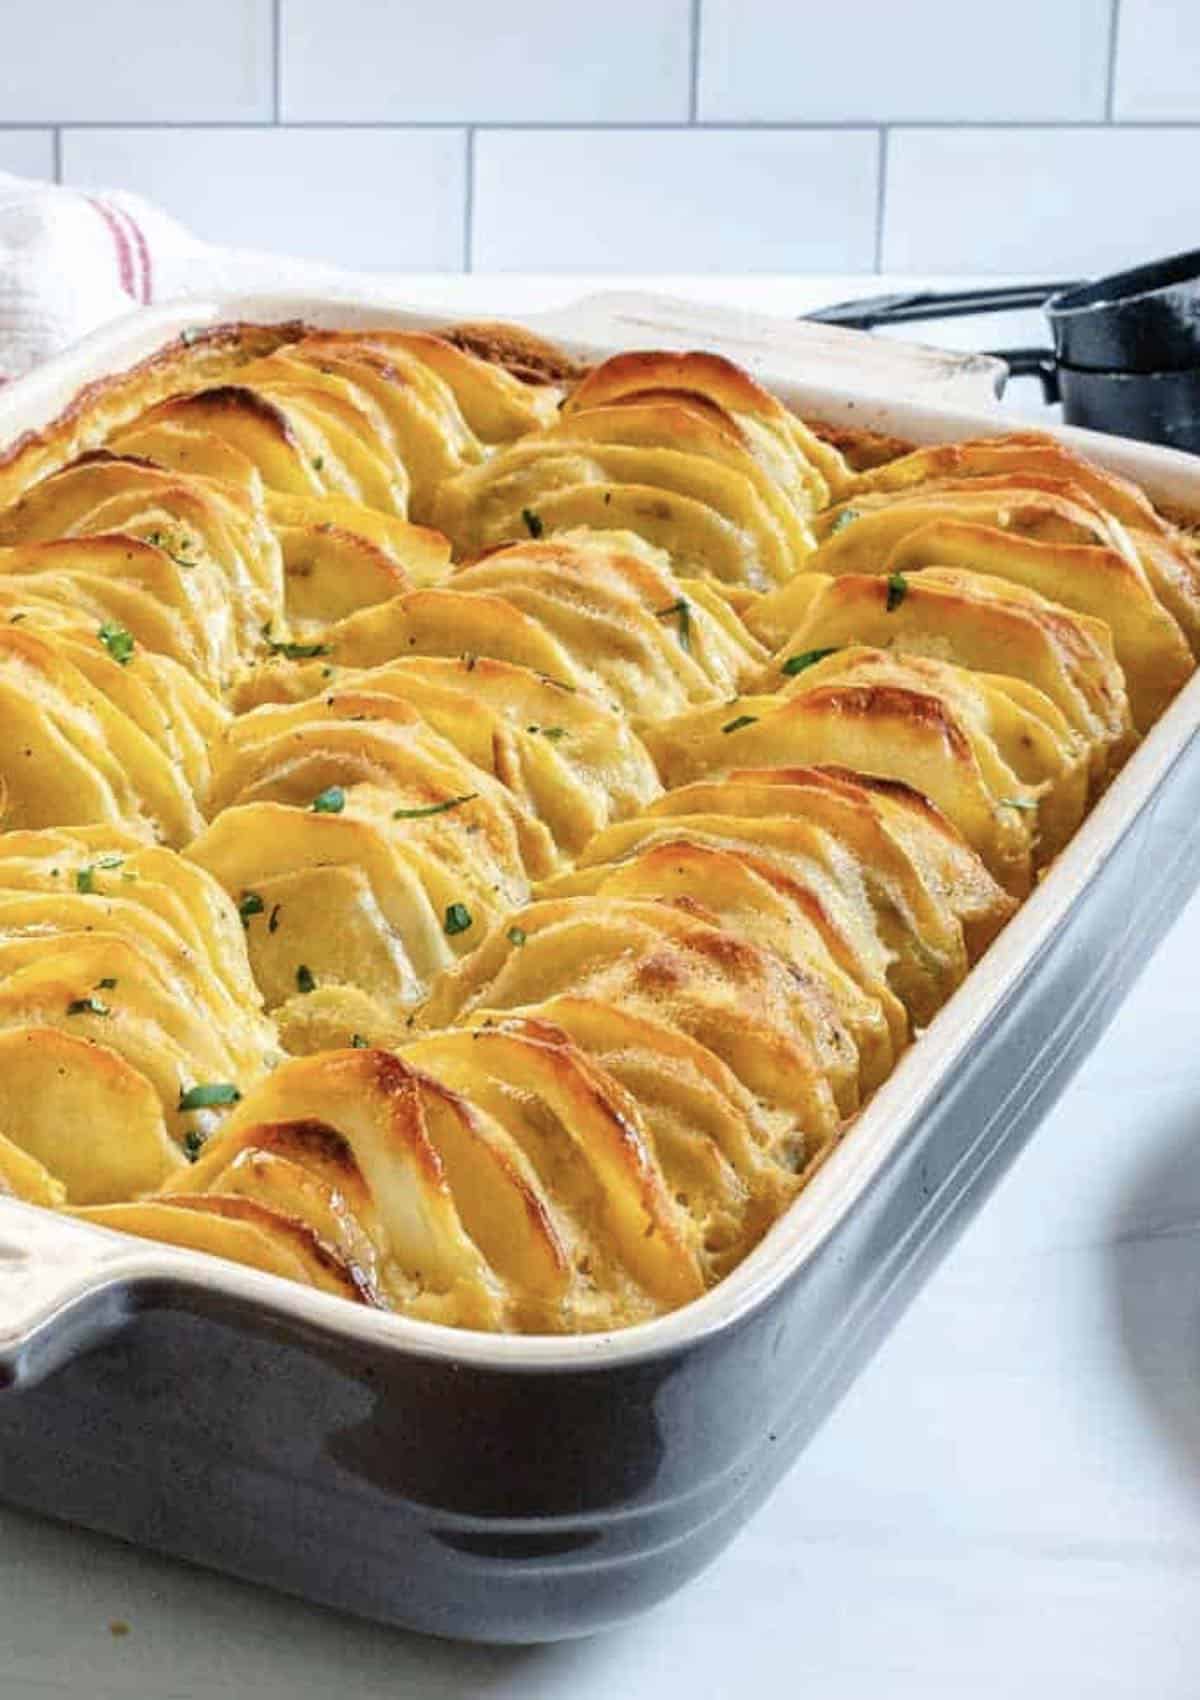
807 249 1200 452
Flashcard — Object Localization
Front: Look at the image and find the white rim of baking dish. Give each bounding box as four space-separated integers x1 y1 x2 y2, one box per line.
2 291 1199 1378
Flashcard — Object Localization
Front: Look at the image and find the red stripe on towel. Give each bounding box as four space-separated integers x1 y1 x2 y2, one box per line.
86 196 136 299
113 200 154 303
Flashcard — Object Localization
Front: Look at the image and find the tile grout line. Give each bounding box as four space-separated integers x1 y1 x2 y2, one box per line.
272 0 282 123
874 126 888 272
1104 0 1121 120
463 127 476 272
17 118 1200 134
688 0 702 122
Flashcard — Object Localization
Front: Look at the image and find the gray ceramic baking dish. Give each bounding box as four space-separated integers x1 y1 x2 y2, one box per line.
2 293 1199 1645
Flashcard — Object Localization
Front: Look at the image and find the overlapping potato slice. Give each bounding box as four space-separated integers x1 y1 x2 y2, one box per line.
208 688 555 880
754 568 1134 783
841 431 1200 658
0 453 283 656
641 647 1076 895
447 529 766 713
0 624 207 842
161 1040 697 1332
0 1127 66 1207
419 894 854 1141
189 781 536 1011
297 527 765 719
562 349 846 512
538 836 900 1092
0 828 273 1190
231 652 660 857
0 533 240 689
73 1195 381 1304
547 761 1011 1030
515 995 790 1275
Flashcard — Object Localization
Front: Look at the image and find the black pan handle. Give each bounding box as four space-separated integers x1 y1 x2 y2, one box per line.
805 282 1080 331
986 346 1061 405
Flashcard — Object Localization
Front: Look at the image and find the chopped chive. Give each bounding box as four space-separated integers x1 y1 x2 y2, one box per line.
722 714 759 734
266 639 333 660
521 507 544 539
183 1129 206 1161
95 977 118 990
1000 796 1039 811
444 902 473 937
178 1082 241 1112
506 925 527 947
67 995 110 1017
97 621 135 665
238 892 265 924
310 785 345 814
75 866 96 894
885 571 908 613
296 964 316 994
350 1033 368 1048
312 455 325 472
782 646 840 677
654 598 692 655
829 507 861 536
268 904 281 933
392 793 477 820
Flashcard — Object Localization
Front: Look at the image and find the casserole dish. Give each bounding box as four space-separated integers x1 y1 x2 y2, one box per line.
2 291 1200 1644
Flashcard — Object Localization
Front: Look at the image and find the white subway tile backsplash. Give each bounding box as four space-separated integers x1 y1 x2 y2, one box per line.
699 0 1112 122
472 129 879 272
0 133 56 181
0 0 272 123
281 0 691 122
61 128 467 270
1114 0 1200 118
884 127 1200 275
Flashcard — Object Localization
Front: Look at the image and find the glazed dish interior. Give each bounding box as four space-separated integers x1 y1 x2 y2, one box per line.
0 317 1193 1335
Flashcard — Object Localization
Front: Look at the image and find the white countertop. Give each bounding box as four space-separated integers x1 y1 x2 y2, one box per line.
3 276 1198 1700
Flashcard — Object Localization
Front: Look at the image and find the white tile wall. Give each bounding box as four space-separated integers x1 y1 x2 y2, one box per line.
0 0 272 123
698 0 1113 122
61 128 467 269
472 129 879 271
1113 0 1200 118
0 132 56 180
884 128 1200 275
281 0 692 122
5 0 1200 275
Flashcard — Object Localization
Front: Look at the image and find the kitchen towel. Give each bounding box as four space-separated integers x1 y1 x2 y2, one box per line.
0 173 379 384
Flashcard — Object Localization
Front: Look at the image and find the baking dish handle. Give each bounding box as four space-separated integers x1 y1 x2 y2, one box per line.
0 1200 144 1391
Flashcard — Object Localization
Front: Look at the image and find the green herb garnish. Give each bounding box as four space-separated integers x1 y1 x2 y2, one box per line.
238 892 265 924
266 639 334 661
782 647 839 677
350 1033 368 1048
1000 796 1039 811
444 902 473 937
268 904 281 933
98 621 135 665
183 1129 206 1161
722 714 759 734
522 507 544 539
885 571 908 612
95 977 118 990
296 964 316 994
829 507 861 536
178 1082 241 1112
76 854 124 893
392 793 477 820
506 925 527 947
655 598 692 654
67 995 110 1017
310 785 345 814
526 725 566 741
